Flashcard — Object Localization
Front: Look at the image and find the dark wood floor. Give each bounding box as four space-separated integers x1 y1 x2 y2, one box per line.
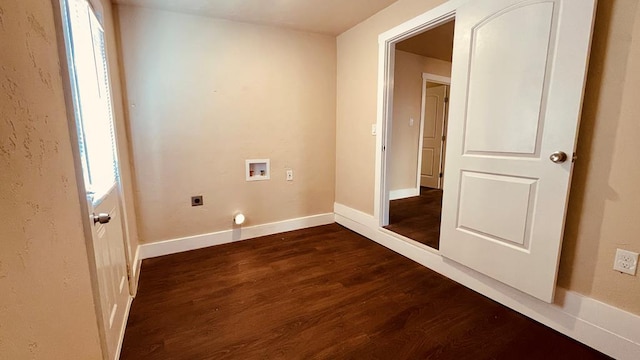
386 187 443 249
121 224 607 359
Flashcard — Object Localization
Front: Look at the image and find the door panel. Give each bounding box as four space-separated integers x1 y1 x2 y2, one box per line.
421 85 447 189
421 149 435 177
458 172 537 248
91 188 129 356
440 0 596 302
464 2 554 155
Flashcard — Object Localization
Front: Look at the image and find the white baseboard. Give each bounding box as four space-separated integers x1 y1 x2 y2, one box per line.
334 202 640 360
139 213 335 260
389 187 419 200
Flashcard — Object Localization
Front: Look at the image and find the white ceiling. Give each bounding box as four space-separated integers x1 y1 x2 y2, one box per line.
112 0 399 35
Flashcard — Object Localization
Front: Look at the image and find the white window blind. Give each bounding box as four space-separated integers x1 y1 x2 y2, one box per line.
65 0 119 201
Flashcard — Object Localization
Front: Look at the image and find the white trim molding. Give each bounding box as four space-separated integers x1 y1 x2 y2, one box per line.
422 72 452 84
139 213 335 260
334 202 640 360
389 188 420 200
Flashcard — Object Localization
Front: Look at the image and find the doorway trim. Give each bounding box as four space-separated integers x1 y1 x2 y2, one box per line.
416 73 451 192
374 0 462 227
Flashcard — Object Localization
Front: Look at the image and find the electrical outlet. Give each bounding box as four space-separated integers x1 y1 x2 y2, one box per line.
191 195 203 206
613 248 638 275
286 169 294 181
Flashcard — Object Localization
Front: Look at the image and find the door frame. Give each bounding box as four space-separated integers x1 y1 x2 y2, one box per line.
375 0 463 227
416 73 451 191
51 0 134 358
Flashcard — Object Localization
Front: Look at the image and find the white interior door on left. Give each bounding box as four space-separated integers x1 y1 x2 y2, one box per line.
62 0 130 358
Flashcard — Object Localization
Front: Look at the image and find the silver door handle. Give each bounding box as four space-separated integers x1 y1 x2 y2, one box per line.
549 151 568 164
93 213 111 224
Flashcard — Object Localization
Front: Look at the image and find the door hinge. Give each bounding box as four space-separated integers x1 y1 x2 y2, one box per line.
126 262 132 279
444 97 449 103
442 135 446 141
439 172 443 178
383 146 386 151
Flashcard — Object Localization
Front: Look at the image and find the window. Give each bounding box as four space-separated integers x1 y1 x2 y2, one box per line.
63 0 119 201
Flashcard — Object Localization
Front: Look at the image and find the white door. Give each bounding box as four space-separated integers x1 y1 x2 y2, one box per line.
420 84 447 189
440 0 596 302
89 187 129 359
63 0 131 358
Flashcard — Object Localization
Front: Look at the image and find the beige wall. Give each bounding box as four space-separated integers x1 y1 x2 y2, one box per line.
336 0 447 212
336 0 640 315
117 5 337 243
558 0 640 315
389 51 451 192
0 0 102 358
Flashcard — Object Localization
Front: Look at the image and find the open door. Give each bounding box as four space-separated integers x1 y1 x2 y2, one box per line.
440 0 596 302
420 83 448 189
61 0 131 358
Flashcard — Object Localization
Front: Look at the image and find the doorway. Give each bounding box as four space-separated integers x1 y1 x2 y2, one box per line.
375 0 596 302
383 19 454 250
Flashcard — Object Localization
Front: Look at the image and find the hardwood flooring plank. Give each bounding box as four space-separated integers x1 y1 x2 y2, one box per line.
121 224 607 359
386 187 442 249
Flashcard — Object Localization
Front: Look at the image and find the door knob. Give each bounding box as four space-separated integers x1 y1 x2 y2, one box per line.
549 151 568 164
93 213 111 224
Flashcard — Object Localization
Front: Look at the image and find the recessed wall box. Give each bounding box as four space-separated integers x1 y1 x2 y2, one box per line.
191 195 203 206
246 159 270 181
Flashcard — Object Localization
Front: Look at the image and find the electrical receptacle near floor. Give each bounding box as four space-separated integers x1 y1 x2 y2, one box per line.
191 195 203 207
613 248 639 275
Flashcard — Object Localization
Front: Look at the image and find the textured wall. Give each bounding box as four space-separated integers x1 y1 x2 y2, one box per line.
117 6 337 243
0 0 102 358
336 0 640 315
